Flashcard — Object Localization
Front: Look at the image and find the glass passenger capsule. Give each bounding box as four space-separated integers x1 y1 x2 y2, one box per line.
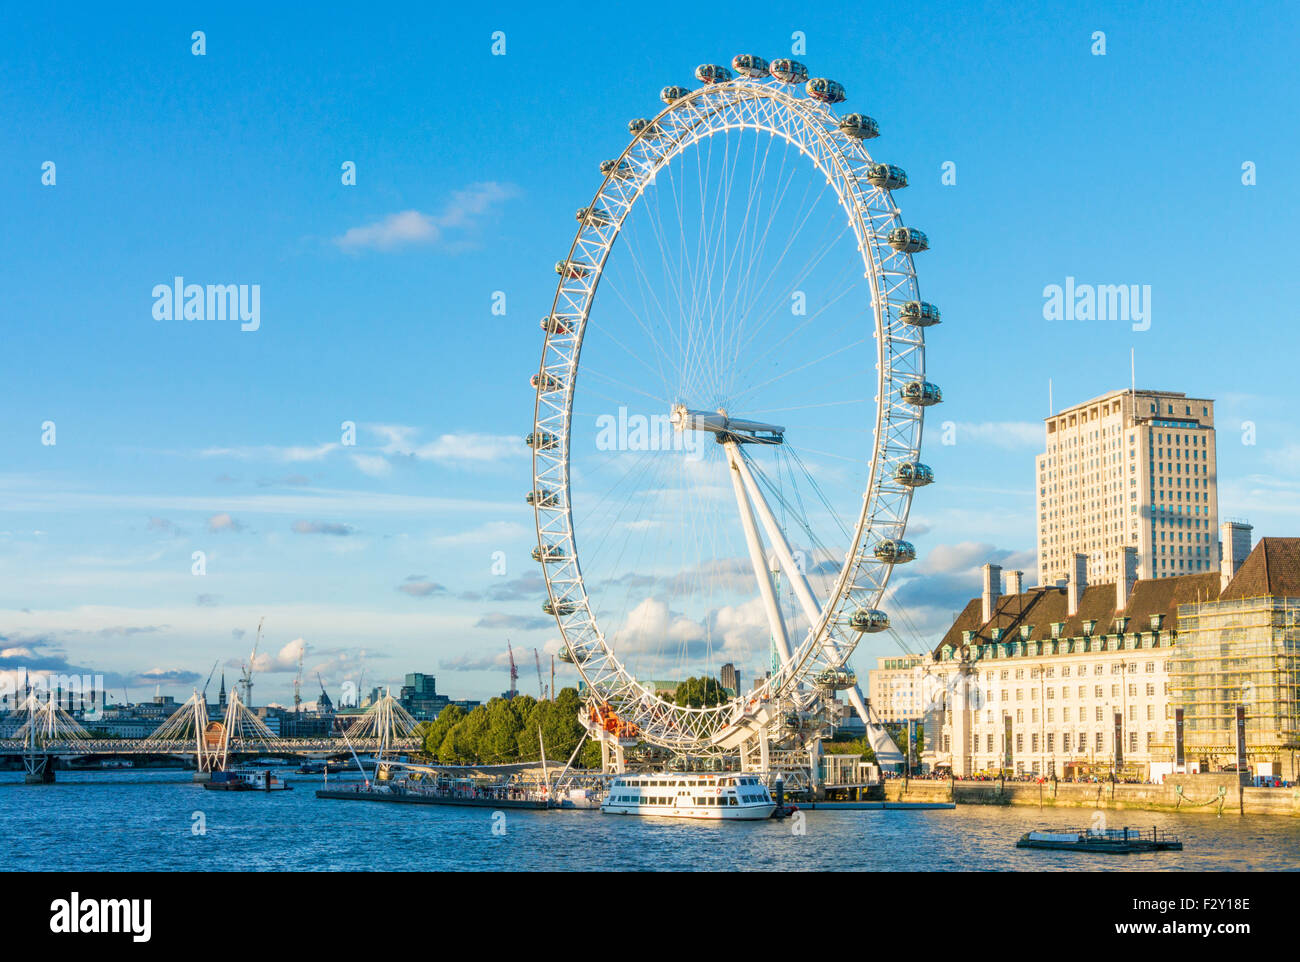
555 259 593 278
805 77 846 103
540 314 570 335
814 667 857 690
561 646 593 665
838 114 879 139
525 488 559 507
660 85 691 104
526 432 558 450
873 539 917 564
576 206 610 226
899 380 942 407
899 301 941 327
628 118 664 139
542 599 577 617
731 54 769 78
531 372 562 392
893 461 934 487
531 543 567 563
849 608 891 633
695 63 733 84
887 227 929 253
599 159 633 180
769 58 808 84
867 163 907 189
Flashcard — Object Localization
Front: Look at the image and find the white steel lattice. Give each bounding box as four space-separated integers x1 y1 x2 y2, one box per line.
530 67 932 753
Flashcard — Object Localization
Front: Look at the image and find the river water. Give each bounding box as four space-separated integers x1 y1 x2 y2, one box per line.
3 770 1296 871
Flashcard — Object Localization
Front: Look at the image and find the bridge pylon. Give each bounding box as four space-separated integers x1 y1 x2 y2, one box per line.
12 691 94 784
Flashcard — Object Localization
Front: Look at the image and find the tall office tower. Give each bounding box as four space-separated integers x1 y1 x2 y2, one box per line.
720 663 740 696
1035 389 1219 586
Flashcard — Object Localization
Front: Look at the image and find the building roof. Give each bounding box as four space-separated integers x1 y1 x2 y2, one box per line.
933 537 1300 656
1218 537 1300 600
934 571 1222 656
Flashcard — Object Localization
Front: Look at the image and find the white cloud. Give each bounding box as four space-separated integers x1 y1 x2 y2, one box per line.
207 512 245 533
200 443 339 462
290 520 355 536
414 433 523 464
350 454 392 478
335 182 519 252
335 210 438 251
354 425 525 475
431 520 527 548
250 638 306 674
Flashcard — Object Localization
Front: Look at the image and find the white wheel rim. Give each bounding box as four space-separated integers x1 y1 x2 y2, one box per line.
532 68 929 753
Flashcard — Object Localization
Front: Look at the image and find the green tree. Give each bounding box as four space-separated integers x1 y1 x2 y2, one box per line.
578 738 604 770
674 676 725 708
481 697 524 762
420 704 464 757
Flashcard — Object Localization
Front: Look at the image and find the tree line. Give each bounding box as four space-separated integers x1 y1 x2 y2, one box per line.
417 686 602 768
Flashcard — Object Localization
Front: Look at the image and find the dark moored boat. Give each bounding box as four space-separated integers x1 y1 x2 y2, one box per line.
1016 826 1182 854
205 769 292 792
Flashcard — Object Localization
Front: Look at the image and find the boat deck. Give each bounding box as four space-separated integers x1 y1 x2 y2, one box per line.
316 787 548 809
1017 828 1183 853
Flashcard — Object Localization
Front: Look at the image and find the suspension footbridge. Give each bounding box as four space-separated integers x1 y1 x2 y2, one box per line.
2 688 422 783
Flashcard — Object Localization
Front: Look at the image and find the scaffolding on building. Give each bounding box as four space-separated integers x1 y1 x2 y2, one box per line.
1168 594 1300 779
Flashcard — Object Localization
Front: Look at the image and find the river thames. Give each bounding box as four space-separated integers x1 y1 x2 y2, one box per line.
3 770 1297 871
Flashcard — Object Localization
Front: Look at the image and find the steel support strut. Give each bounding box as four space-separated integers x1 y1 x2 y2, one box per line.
729 445 832 657
723 440 794 669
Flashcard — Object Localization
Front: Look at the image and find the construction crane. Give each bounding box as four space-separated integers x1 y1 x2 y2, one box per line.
316 671 335 713
534 649 545 700
239 617 263 707
293 646 304 713
201 659 219 703
506 640 519 699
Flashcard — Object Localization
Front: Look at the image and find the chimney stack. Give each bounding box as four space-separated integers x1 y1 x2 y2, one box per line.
1067 553 1087 617
1116 545 1138 611
981 563 1003 623
1220 521 1253 589
1006 570 1023 596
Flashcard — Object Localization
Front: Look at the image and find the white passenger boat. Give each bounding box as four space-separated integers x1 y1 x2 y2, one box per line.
601 772 775 820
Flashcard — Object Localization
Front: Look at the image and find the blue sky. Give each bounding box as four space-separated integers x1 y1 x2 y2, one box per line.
2 1 1298 706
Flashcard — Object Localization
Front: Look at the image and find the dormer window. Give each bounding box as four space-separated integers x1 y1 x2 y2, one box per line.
1082 619 1097 637
1019 625 1034 641
1150 613 1165 631
990 628 1004 643
1051 622 1065 639
1114 616 1129 634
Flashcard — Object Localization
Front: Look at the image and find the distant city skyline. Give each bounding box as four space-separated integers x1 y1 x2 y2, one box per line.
3 2 1299 704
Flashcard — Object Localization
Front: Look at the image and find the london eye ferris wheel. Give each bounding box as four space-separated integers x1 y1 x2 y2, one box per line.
527 54 943 761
